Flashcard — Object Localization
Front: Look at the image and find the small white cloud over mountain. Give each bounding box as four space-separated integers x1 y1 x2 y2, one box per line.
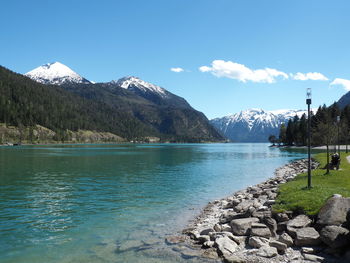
199 60 289 83
170 67 184 73
330 78 350 91
291 72 328 81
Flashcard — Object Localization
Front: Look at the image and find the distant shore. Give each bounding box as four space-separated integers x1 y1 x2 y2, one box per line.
270 144 349 151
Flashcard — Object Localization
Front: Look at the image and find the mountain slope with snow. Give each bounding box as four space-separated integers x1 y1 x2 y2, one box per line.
25 62 91 85
210 109 308 142
22 62 222 141
107 76 192 109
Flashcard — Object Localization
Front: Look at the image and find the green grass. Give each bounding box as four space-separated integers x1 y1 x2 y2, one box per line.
273 152 350 216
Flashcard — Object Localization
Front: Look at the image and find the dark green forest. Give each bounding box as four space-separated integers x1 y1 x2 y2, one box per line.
273 103 350 147
0 66 223 143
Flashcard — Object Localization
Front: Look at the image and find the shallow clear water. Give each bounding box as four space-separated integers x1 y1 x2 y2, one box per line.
0 143 306 263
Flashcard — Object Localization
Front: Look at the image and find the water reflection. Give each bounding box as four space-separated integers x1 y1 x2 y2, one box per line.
0 143 306 263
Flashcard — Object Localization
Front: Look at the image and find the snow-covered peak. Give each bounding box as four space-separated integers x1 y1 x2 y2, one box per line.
213 108 309 131
210 108 313 142
25 62 90 85
112 76 167 97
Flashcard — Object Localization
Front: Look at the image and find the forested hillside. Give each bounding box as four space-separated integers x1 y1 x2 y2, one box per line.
277 103 350 146
0 66 223 143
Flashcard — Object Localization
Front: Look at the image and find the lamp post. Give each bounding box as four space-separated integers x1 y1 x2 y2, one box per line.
306 88 312 189
337 115 340 158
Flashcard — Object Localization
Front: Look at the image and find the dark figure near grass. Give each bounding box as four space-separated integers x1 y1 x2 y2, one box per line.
330 153 340 170
323 152 340 172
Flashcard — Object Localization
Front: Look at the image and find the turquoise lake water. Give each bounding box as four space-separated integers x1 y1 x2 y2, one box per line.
0 143 306 263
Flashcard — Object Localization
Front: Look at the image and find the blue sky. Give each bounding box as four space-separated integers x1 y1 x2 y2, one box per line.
2 0 350 119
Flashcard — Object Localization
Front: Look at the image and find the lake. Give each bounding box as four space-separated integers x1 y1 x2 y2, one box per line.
0 143 306 263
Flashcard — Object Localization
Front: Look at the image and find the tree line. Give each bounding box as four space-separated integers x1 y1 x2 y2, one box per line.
269 103 350 149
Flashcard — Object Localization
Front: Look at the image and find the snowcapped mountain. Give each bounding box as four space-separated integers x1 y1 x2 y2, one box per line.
25 62 91 85
210 108 308 142
113 76 167 97
108 76 192 109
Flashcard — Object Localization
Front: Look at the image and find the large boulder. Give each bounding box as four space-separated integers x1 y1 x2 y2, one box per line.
278 232 294 247
269 240 288 254
220 211 246 224
209 232 242 245
223 254 246 263
320 225 350 249
215 236 238 257
248 236 269 248
317 195 350 226
234 200 255 213
256 246 278 258
230 217 259 235
287 214 312 228
263 217 277 237
294 227 321 246
287 214 312 237
250 226 271 238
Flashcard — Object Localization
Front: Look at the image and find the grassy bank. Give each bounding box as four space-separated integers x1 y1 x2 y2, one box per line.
273 152 350 215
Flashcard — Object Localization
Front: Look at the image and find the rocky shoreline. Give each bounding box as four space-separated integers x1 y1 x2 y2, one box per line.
170 159 350 263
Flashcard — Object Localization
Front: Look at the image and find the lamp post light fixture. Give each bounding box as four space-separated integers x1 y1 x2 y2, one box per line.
306 88 312 189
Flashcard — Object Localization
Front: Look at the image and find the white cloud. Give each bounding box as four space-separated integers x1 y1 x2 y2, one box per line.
199 66 211 72
170 67 184 73
199 60 288 83
330 78 350 91
291 72 328 81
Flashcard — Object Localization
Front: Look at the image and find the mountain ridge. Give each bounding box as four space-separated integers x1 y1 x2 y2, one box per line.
211 108 308 142
2 63 223 142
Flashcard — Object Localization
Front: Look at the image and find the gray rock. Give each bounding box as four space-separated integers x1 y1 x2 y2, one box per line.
232 198 241 206
287 214 312 228
317 196 350 226
250 227 271 238
215 236 238 257
264 200 276 206
197 235 211 244
221 223 232 232
277 221 288 233
210 232 242 245
295 227 321 246
301 247 316 254
180 248 201 258
333 194 342 198
251 222 268 228
202 247 218 259
203 241 215 248
214 223 222 232
269 240 287 254
165 236 186 244
223 254 245 263
234 200 254 213
303 253 325 262
230 217 259 235
220 211 246 224
278 232 293 247
256 246 278 258
286 225 298 238
200 228 214 235
252 210 272 219
275 212 289 222
320 225 349 248
248 236 269 248
257 205 269 211
263 217 277 237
